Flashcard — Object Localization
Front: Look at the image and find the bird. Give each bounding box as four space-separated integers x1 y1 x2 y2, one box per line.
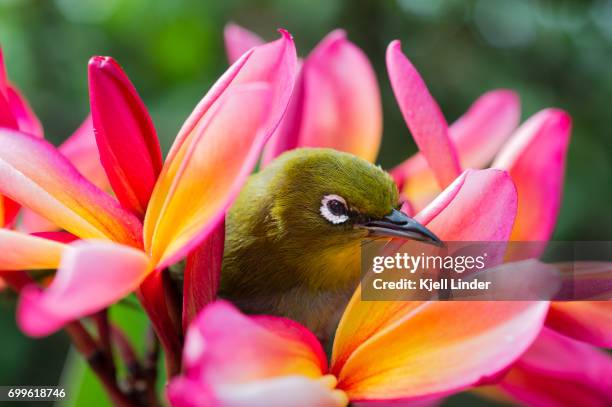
220 148 440 341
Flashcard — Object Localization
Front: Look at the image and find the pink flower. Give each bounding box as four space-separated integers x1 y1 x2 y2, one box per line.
493 328 612 407
0 31 298 355
0 47 110 231
168 164 551 405
225 23 382 165
224 25 612 407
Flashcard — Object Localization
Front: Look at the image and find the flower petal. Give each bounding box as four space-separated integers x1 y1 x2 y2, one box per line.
165 30 297 168
386 40 461 188
182 219 224 332
0 229 66 270
89 56 163 218
22 115 111 233
6 85 43 138
0 86 18 129
498 328 612 407
145 84 272 269
0 196 20 228
0 49 17 129
452 90 521 169
59 114 111 191
0 47 7 94
0 272 32 292
0 48 42 136
169 375 347 407
265 30 382 164
393 90 520 209
415 168 518 241
144 32 297 268
177 301 326 385
338 169 519 364
330 161 537 402
493 109 571 241
0 129 143 247
546 302 612 348
17 240 151 337
331 298 548 401
224 23 265 64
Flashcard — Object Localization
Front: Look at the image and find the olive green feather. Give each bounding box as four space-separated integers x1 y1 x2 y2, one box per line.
220 148 399 340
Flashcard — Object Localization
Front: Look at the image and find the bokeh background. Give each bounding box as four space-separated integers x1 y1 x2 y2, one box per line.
1 0 611 405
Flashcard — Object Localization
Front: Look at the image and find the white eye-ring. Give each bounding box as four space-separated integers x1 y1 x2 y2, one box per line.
320 194 349 224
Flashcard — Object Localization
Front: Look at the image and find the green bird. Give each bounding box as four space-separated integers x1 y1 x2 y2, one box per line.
220 148 440 341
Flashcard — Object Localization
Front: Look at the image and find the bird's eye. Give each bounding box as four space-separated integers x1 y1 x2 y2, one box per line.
320 194 349 224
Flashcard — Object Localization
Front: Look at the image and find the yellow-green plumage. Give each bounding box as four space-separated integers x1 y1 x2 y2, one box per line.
220 148 399 340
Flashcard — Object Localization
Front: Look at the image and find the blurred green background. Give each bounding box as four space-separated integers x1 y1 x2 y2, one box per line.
1 0 611 405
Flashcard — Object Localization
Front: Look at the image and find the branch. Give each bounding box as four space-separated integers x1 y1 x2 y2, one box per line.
64 322 139 407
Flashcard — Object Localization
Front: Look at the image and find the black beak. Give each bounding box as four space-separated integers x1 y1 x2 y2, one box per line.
359 209 443 246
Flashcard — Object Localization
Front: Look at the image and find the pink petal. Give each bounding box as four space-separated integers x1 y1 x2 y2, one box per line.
546 302 612 348
493 109 571 242
386 40 461 189
0 128 143 247
224 23 265 64
6 85 43 138
17 240 151 337
145 84 272 269
168 301 343 406
415 168 518 241
452 90 521 168
59 114 111 191
22 115 111 233
165 29 297 167
181 301 326 381
0 86 18 129
0 229 67 270
0 196 20 228
31 231 79 244
169 375 347 407
0 48 42 137
498 328 612 407
144 32 296 268
19 210 58 234
89 56 163 218
0 48 17 129
0 47 7 94
392 90 520 209
332 295 548 401
264 30 382 164
182 218 224 332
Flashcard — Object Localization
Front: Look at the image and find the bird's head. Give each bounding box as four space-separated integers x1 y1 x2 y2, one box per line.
264 148 441 254
224 147 442 293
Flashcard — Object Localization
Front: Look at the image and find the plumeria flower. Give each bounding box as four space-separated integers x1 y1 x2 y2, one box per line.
0 48 109 292
0 48 43 139
225 25 612 406
225 23 382 165
168 167 551 406
0 30 298 376
0 47 109 231
491 327 612 407
385 42 612 405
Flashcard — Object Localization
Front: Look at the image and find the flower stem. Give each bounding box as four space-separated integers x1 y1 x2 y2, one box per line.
64 322 139 407
110 324 160 406
95 309 116 376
